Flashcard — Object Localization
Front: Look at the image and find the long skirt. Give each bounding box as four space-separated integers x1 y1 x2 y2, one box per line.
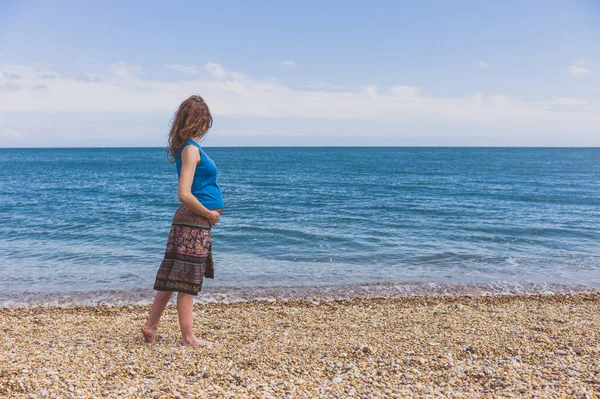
153 205 223 296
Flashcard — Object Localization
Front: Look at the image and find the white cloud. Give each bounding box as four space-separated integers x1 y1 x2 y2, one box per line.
110 62 141 78
364 85 379 100
549 97 587 106
302 81 351 90
205 62 228 79
4 129 21 138
0 70 22 91
389 86 420 98
0 71 21 81
229 71 246 81
281 60 297 68
165 64 198 75
475 61 489 68
569 59 590 77
0 63 598 142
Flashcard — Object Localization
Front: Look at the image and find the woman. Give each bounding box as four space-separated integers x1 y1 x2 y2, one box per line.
141 95 224 347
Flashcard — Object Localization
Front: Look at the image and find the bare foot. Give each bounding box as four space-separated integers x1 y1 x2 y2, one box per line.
181 336 212 347
141 323 157 344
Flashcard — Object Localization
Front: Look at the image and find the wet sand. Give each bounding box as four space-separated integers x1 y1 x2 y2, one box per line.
1 293 599 398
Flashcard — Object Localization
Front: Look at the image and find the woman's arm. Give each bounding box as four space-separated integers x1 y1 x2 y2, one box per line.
178 145 220 226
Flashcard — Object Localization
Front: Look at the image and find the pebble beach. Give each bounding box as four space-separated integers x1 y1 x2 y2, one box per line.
1 293 599 398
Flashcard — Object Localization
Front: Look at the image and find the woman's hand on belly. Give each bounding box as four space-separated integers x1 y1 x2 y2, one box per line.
207 210 220 227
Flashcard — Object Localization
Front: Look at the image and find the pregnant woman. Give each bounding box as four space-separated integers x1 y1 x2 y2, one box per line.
141 95 224 347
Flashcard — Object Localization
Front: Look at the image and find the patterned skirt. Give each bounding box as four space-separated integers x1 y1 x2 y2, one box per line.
153 205 223 296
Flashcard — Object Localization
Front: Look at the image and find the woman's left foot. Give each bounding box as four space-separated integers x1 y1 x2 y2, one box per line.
181 336 216 347
141 323 157 344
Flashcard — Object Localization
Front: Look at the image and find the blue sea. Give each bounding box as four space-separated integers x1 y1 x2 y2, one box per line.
1 147 599 306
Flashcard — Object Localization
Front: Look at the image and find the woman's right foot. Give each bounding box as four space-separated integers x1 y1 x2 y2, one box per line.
141 323 158 344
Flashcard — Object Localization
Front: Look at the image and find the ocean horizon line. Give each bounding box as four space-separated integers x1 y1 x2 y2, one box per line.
1 145 600 149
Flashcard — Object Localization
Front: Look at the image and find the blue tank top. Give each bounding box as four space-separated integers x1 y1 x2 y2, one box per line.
175 139 224 210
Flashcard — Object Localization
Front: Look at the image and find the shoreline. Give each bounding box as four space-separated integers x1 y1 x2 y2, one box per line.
2 293 599 398
1 280 598 309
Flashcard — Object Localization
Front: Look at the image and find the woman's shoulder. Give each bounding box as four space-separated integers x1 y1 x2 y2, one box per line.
179 139 201 152
179 141 202 163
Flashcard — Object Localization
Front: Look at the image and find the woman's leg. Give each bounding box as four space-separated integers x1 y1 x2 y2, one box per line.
177 292 208 346
141 290 173 343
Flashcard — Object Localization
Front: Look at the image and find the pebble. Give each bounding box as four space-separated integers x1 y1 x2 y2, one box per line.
0 293 598 398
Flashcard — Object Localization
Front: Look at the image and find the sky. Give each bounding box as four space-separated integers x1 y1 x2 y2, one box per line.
0 0 599 147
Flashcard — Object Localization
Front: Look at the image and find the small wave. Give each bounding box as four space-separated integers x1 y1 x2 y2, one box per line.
0 281 597 309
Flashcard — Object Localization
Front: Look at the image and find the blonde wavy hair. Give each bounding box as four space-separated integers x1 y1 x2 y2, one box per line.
166 95 213 163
